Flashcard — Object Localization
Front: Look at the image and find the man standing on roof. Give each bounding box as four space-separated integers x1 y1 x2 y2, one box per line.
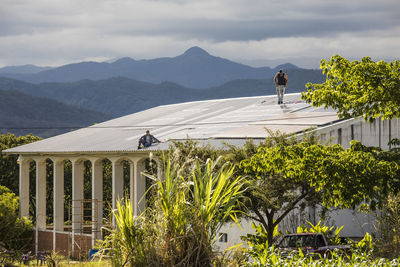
274 69 288 104
138 130 160 149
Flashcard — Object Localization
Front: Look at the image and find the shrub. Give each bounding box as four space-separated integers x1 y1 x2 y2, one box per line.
0 185 33 251
374 192 400 258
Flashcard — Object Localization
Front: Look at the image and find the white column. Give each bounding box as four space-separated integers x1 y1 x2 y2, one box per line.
71 159 84 254
130 161 135 214
35 158 47 230
34 157 46 255
111 159 124 225
53 159 64 231
53 158 64 251
134 160 146 216
156 160 163 181
91 159 103 246
19 156 30 219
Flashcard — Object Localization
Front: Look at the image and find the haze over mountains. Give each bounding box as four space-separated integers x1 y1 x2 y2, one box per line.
0 47 325 137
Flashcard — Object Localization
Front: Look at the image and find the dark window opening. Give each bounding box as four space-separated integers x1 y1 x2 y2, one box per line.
351 125 354 140
219 233 228 243
337 128 342 144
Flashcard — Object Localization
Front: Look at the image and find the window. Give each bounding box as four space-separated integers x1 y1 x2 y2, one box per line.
351 125 354 140
218 233 228 243
337 128 342 144
316 235 325 247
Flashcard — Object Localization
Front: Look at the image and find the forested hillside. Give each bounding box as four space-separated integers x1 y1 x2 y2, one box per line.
0 90 110 137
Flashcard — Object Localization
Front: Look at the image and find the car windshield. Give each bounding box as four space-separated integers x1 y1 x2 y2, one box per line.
278 235 315 248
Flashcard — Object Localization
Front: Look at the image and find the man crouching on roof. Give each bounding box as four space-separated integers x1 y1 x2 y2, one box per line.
138 130 160 149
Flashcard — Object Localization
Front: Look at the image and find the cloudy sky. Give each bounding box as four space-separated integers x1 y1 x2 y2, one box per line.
1 0 399 68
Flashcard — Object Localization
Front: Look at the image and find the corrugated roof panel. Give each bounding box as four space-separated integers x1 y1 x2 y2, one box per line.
2 93 341 154
212 124 312 138
251 112 339 126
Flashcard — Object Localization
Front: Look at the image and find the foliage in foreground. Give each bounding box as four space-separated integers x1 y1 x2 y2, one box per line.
374 192 400 258
241 218 400 267
0 185 33 251
101 155 245 267
244 244 400 267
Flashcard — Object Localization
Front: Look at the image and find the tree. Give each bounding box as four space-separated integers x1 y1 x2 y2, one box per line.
0 185 33 251
311 141 400 211
226 132 323 245
301 55 400 122
231 131 400 245
0 133 42 194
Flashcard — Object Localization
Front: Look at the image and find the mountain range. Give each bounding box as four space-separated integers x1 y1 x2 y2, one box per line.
0 47 325 137
0 64 53 74
0 66 324 118
0 47 299 88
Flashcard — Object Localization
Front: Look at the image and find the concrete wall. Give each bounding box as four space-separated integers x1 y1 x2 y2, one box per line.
318 117 400 149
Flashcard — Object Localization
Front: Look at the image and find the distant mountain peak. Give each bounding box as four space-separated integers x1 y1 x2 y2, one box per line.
113 57 135 64
183 46 210 56
274 63 299 71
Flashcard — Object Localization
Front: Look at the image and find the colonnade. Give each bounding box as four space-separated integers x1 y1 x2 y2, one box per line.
18 154 160 254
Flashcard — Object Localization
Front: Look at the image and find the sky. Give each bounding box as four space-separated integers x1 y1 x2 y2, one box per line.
0 0 399 69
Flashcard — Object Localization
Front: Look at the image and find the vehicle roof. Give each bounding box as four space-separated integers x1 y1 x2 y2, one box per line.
284 233 322 236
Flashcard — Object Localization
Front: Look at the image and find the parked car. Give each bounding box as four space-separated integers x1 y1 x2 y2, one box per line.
277 233 351 258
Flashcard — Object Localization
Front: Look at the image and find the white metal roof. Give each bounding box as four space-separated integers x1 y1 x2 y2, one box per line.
3 93 342 154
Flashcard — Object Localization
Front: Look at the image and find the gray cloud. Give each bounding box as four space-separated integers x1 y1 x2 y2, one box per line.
0 0 399 67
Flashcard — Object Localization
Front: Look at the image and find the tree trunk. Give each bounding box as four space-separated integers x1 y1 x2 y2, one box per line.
266 213 275 246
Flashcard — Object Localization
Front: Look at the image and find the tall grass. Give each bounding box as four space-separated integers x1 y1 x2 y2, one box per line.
101 199 159 266
100 155 245 267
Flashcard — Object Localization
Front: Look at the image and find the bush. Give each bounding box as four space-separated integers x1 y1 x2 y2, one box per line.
374 192 400 258
0 185 33 251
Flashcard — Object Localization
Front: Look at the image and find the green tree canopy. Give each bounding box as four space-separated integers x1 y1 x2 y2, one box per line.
301 55 400 122
226 132 324 245
0 133 42 194
231 131 400 245
312 141 400 211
